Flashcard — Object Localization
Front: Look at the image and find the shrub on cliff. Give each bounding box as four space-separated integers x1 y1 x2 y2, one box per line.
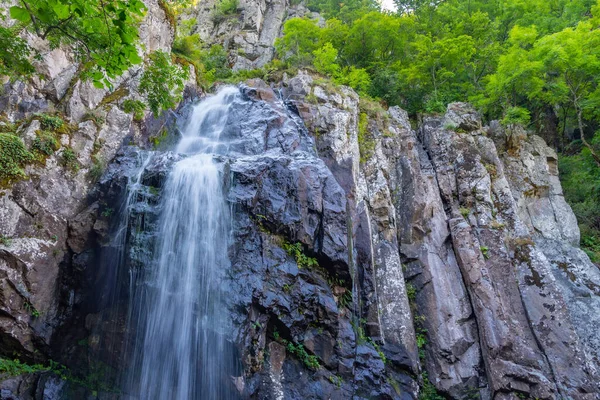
0 133 33 186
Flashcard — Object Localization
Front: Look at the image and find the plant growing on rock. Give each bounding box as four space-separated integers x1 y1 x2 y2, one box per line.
282 242 319 269
122 99 147 122
31 131 60 158
38 114 64 131
285 341 320 370
211 0 239 24
0 133 33 185
0 236 12 246
61 148 80 172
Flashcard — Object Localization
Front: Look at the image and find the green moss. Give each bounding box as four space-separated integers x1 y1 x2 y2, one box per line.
0 133 33 186
459 207 471 218
99 86 129 107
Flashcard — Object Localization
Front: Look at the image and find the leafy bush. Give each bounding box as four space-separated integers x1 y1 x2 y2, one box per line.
0 133 32 184
313 43 340 76
0 358 48 376
32 131 60 157
501 106 531 127
560 151 600 263
200 44 231 80
282 242 319 269
61 148 80 172
140 50 189 117
285 342 320 370
172 34 202 60
38 114 64 131
122 99 146 121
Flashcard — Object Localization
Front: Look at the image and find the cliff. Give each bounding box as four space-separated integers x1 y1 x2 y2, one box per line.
0 1 599 399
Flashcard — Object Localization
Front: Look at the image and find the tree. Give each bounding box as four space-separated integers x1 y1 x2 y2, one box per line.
275 18 321 66
7 0 147 88
139 51 189 117
0 26 34 79
535 21 600 164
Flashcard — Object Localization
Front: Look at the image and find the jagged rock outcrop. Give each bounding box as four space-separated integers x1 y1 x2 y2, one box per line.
192 0 319 70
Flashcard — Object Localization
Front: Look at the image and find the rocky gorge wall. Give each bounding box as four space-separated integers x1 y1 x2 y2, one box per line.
0 1 599 399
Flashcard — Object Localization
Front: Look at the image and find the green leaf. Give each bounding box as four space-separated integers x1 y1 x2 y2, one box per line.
9 7 31 23
52 3 70 19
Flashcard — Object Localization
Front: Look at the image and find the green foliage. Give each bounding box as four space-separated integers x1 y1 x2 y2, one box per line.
559 151 600 263
501 107 531 127
60 148 79 172
480 246 490 259
212 0 239 23
139 51 189 117
0 358 48 376
0 358 115 393
0 133 33 185
122 99 146 122
0 236 11 246
173 34 202 60
32 131 60 158
7 0 147 88
358 112 375 163
24 302 40 317
419 371 445 400
328 374 343 388
282 242 319 269
0 26 34 80
37 114 64 131
275 18 321 66
285 341 320 370
88 155 106 182
406 283 417 302
313 43 340 76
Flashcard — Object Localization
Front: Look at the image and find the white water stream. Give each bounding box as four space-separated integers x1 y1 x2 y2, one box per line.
125 87 240 399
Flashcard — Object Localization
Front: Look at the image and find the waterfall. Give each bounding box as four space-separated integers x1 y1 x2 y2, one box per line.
124 87 241 399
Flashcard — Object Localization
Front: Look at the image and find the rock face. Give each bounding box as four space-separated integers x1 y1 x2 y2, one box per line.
192 0 319 70
45 74 595 400
0 0 177 397
0 6 599 398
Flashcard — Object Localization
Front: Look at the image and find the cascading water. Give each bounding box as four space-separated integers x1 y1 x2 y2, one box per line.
124 87 241 399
